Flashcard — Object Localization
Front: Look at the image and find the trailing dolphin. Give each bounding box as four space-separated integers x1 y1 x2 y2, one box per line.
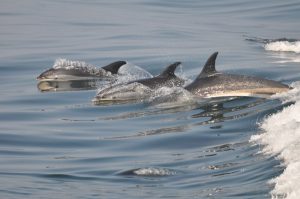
93 62 185 103
185 52 290 98
37 59 126 81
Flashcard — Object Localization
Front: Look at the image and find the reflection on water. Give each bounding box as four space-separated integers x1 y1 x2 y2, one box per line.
37 80 103 92
92 98 145 106
191 98 268 127
101 97 272 140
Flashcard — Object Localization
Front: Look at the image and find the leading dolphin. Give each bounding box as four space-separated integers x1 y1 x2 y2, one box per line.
93 62 185 102
37 60 126 81
185 52 290 98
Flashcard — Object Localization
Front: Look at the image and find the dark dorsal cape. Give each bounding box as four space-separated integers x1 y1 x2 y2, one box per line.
101 61 126 74
197 52 218 79
133 61 182 89
158 62 181 78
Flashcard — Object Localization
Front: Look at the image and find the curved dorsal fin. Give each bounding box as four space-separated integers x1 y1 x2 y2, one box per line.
197 52 218 78
159 62 181 77
102 61 126 74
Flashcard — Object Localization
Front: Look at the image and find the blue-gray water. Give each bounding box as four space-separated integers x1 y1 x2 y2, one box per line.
1 0 300 198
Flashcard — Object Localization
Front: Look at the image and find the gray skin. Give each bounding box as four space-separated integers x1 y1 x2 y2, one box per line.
129 62 184 89
185 52 290 98
94 62 185 101
37 61 126 81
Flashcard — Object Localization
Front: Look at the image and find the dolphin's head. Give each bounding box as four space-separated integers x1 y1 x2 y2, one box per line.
36 68 78 81
37 67 94 81
37 68 62 81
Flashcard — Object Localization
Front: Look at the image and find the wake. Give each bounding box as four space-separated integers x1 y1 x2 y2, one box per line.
251 81 300 199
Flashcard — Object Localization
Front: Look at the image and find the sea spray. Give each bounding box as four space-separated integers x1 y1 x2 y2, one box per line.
120 167 177 176
117 62 153 82
265 41 300 53
53 58 97 70
251 81 300 199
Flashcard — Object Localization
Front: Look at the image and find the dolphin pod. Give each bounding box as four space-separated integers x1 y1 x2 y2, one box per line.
37 53 291 103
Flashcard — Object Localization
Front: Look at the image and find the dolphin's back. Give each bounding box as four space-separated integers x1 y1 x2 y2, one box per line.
134 76 184 89
127 62 184 89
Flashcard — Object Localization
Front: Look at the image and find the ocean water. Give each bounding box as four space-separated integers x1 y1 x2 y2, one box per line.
1 0 300 198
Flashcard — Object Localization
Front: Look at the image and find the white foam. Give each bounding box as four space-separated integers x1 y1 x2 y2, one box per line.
264 41 300 53
133 167 176 176
53 58 97 70
250 81 300 199
271 82 300 103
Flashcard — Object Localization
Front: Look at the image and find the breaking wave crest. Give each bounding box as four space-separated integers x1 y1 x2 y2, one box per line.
250 81 300 199
264 41 300 53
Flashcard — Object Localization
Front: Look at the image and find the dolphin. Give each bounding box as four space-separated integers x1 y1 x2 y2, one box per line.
37 60 126 81
93 62 185 103
185 52 290 98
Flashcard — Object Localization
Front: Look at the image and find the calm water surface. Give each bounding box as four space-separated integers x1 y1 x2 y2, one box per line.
1 0 300 198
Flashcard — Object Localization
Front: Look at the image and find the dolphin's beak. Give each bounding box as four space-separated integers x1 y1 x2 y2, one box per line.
36 74 44 80
37 69 51 81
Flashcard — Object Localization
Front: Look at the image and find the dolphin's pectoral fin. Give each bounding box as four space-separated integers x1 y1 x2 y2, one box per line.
198 52 218 78
101 61 127 74
159 62 181 77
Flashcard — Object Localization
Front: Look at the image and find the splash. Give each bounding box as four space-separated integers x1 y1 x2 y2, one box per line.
122 167 176 176
264 41 300 53
117 62 153 83
53 58 98 70
148 86 197 108
250 81 300 199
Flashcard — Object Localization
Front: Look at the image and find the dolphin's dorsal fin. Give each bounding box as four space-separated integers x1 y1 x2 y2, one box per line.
159 62 181 77
198 52 218 78
102 61 126 74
